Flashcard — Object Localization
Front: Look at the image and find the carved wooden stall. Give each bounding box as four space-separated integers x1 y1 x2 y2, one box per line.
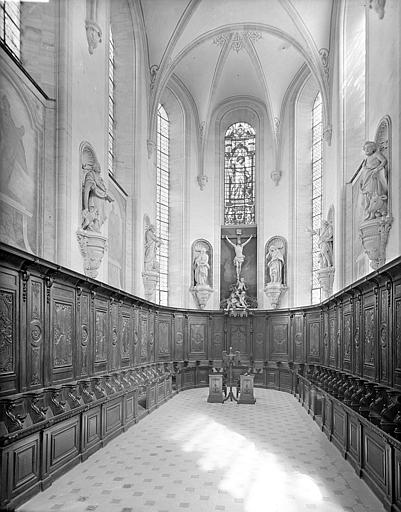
0 243 401 511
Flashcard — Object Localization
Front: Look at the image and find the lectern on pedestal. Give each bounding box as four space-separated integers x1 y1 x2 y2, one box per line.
207 374 224 403
238 374 256 404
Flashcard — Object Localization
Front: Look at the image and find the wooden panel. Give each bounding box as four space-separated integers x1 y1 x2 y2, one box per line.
140 311 149 362
26 276 44 389
379 287 389 384
125 391 136 423
120 305 132 366
148 312 155 362
0 267 19 395
103 398 123 437
394 297 401 388
211 315 224 360
94 297 108 373
82 406 101 451
228 318 249 356
51 284 74 383
188 317 207 359
253 315 266 361
157 314 171 359
270 316 289 361
44 417 80 475
363 303 376 379
307 317 320 362
173 314 185 361
293 313 304 362
332 404 346 448
328 308 336 367
343 313 352 366
395 448 401 510
77 291 90 377
347 416 360 467
109 301 120 371
362 430 387 488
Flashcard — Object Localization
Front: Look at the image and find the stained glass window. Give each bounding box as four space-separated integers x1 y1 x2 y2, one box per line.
0 0 21 59
156 104 169 305
108 26 115 175
311 92 323 304
224 122 255 225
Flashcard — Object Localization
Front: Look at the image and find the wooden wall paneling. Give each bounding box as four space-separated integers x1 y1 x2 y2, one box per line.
293 312 304 363
328 305 336 367
157 313 171 360
343 299 352 373
76 288 90 379
26 273 45 390
109 299 120 371
173 313 184 361
346 415 361 474
188 315 208 360
0 266 19 396
306 312 320 363
94 296 108 374
363 290 376 380
211 314 224 360
133 307 139 365
354 290 362 376
323 308 329 366
51 282 75 384
2 432 41 506
228 317 249 358
139 309 148 363
269 315 289 361
395 447 401 512
81 405 101 460
102 397 123 440
148 311 155 363
120 303 132 367
361 429 390 506
253 314 266 362
379 282 391 385
336 301 342 369
393 280 401 389
331 402 346 455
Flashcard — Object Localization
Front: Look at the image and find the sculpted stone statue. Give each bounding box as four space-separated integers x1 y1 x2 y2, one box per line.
194 246 210 286
144 224 161 272
309 220 334 268
81 161 113 232
267 244 284 284
359 141 388 220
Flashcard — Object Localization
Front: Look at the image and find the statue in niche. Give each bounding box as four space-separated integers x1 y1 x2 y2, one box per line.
225 234 253 281
359 141 388 220
308 219 334 268
144 224 161 272
193 244 210 286
81 160 113 232
266 243 284 284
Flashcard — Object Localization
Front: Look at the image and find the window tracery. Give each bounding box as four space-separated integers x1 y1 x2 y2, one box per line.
0 0 20 59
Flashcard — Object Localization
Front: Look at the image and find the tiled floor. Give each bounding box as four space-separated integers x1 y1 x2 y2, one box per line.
18 388 385 512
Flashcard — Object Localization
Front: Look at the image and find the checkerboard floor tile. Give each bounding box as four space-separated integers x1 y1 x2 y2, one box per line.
17 389 385 512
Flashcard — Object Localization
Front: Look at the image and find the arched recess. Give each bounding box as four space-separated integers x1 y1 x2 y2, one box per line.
210 96 269 307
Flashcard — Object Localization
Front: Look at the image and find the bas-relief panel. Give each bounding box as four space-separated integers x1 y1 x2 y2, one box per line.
364 307 375 366
53 302 73 368
253 316 266 361
133 308 139 365
329 316 335 362
211 316 224 360
270 321 288 360
173 315 184 361
0 289 14 374
190 324 206 355
0 88 40 255
158 319 170 357
293 314 303 362
95 309 107 363
354 298 361 375
229 322 247 355
140 313 148 362
380 290 388 382
323 312 329 366
28 279 43 386
78 292 90 376
308 322 320 359
344 314 351 363
148 313 155 362
121 307 131 363
395 299 401 371
110 302 119 370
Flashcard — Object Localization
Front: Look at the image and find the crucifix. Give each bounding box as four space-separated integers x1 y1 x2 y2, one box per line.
225 229 253 281
222 346 240 402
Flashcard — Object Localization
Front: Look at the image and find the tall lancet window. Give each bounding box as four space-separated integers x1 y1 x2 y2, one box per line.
156 104 169 305
311 92 323 304
108 26 115 175
0 0 21 59
224 122 256 225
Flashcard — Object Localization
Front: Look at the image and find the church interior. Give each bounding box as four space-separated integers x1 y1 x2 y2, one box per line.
0 0 400 510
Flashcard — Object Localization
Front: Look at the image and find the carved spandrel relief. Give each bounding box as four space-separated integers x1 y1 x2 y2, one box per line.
0 290 14 373
364 308 375 365
309 322 320 357
158 321 170 355
0 94 36 253
190 324 205 354
95 310 107 362
53 303 73 367
30 281 42 385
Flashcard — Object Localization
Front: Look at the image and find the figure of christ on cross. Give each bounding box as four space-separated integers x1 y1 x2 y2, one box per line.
225 233 253 281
